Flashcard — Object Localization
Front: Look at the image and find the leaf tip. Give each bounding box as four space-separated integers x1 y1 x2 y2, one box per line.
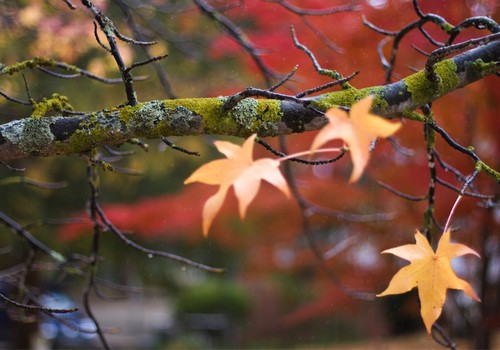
348 171 362 183
425 323 433 335
202 220 211 237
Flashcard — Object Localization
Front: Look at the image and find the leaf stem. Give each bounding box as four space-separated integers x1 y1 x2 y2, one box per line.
278 147 344 162
444 195 462 233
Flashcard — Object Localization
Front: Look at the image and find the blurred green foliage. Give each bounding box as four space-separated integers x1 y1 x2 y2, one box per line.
177 278 250 321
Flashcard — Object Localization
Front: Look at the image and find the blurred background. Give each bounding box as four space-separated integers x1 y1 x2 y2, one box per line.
0 0 498 348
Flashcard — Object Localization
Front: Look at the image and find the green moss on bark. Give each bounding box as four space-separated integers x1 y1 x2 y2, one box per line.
163 98 225 134
467 59 499 79
0 57 62 76
477 161 500 182
59 111 124 154
404 59 460 106
310 86 386 112
31 94 74 118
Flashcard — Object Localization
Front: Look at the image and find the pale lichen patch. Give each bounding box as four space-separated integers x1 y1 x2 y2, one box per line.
258 121 279 136
64 112 123 154
166 106 197 134
228 98 259 131
92 111 123 132
0 119 25 145
20 117 54 154
126 100 166 136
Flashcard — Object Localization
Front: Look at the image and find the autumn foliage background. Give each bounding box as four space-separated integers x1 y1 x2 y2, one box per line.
0 0 499 347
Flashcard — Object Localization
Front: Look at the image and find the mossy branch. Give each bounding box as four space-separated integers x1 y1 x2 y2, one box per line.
0 40 498 162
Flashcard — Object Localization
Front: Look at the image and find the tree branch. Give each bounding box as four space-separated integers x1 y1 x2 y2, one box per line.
0 39 497 161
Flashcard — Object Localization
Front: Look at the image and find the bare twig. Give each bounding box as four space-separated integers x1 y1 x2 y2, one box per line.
62 0 77 10
377 181 427 201
265 0 359 16
0 292 78 313
0 212 66 264
161 137 200 156
290 26 348 83
0 176 67 189
115 0 176 97
0 90 31 105
296 72 359 98
84 162 111 349
96 202 224 273
435 177 492 199
256 138 346 165
431 322 458 350
81 0 139 105
192 0 277 86
124 54 169 73
269 65 298 91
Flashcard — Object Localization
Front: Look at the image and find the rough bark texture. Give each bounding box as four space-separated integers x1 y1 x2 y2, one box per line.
0 40 498 161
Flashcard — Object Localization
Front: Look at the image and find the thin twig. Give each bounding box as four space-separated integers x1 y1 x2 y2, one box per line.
0 90 31 105
269 65 298 91
62 0 77 10
296 72 359 98
431 322 458 350
81 0 138 105
96 202 224 273
125 54 169 73
0 176 67 189
435 177 492 199
290 26 347 83
265 0 359 16
115 0 176 97
192 0 277 86
0 293 78 313
0 212 66 264
161 137 200 156
84 162 111 349
0 161 25 172
377 181 427 201
256 138 346 165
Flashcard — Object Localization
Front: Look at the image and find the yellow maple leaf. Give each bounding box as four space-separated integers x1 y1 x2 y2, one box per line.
377 230 480 334
184 134 290 236
310 95 401 182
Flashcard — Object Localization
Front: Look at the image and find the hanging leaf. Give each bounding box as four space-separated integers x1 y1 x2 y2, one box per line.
185 134 290 235
310 96 401 182
377 230 480 334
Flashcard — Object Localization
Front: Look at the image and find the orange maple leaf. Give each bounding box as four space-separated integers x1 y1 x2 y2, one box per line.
377 230 480 334
184 134 290 235
310 95 401 182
